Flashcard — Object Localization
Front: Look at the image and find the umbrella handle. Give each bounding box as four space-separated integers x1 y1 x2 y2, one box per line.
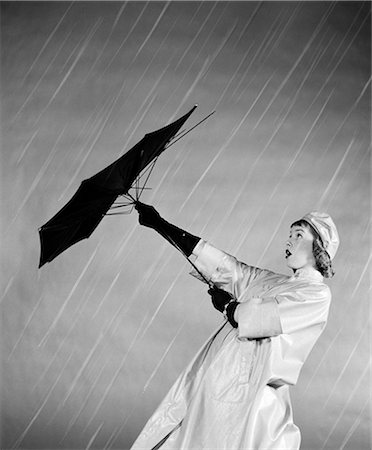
166 235 214 288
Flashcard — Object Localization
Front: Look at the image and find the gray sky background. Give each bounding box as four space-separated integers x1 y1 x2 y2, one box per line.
1 1 370 449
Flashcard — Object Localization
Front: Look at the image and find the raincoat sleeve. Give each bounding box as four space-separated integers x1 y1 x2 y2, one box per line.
274 283 331 335
189 240 273 298
236 283 331 340
236 297 282 339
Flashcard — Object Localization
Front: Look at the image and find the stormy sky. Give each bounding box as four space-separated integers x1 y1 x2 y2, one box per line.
1 1 370 449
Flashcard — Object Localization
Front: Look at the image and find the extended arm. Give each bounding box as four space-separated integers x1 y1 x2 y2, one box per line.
135 202 200 257
135 202 238 324
135 202 283 332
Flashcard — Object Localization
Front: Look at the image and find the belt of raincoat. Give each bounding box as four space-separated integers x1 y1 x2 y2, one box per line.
131 241 331 450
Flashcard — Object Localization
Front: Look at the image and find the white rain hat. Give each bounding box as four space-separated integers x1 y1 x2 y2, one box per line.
301 211 339 260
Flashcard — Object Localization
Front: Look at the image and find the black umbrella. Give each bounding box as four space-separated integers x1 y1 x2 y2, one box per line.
38 106 202 268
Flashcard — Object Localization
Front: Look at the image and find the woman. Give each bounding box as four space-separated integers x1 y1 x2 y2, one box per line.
131 202 339 450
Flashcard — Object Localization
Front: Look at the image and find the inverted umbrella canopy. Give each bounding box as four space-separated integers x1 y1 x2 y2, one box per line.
38 105 197 268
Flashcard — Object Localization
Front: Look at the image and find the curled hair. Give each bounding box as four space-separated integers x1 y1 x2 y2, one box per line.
291 220 335 278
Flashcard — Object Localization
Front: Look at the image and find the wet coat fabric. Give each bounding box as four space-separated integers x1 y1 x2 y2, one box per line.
131 241 331 450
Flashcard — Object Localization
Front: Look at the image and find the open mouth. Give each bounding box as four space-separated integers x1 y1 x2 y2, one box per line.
285 249 292 258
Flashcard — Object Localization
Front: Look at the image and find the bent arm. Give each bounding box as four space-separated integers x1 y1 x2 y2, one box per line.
235 284 331 340
235 297 282 338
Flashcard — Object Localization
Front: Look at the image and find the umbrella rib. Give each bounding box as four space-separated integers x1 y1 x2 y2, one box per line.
135 162 140 198
165 234 213 288
136 157 159 200
132 111 215 201
167 110 215 148
130 186 152 191
131 107 206 200
105 210 133 216
110 204 132 209
171 126 188 141
129 160 156 200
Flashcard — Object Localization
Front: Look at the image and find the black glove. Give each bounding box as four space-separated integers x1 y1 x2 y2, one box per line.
208 287 239 328
134 201 200 257
225 301 239 328
208 287 234 312
135 202 162 228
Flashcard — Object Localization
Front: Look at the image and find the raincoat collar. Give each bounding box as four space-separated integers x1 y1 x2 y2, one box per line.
290 265 323 282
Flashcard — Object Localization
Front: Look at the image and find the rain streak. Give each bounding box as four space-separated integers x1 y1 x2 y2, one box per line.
2 2 370 449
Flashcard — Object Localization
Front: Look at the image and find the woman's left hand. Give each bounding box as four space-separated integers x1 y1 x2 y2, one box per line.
135 201 162 228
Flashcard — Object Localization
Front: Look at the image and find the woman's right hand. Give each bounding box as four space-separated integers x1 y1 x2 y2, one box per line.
135 201 162 228
208 287 234 312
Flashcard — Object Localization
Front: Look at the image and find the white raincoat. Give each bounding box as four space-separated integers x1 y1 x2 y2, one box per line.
131 241 331 450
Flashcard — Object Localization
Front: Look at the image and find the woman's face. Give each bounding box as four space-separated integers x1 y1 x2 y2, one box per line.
285 225 315 271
